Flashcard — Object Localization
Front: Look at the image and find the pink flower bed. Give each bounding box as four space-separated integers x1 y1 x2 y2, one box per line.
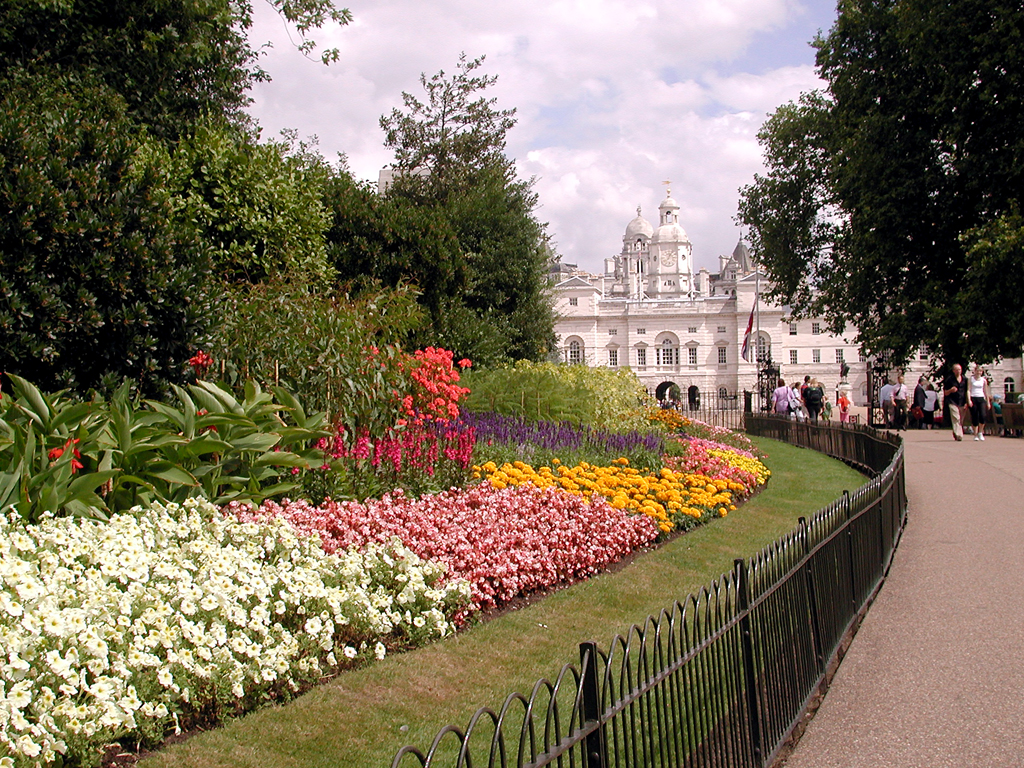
665 437 762 491
228 484 660 617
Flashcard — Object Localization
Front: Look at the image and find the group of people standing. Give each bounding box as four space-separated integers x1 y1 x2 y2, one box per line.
878 364 994 440
769 363 995 440
879 373 937 430
771 375 846 423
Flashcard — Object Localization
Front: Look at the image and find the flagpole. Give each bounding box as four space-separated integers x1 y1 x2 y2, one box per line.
755 250 760 364
753 237 762 410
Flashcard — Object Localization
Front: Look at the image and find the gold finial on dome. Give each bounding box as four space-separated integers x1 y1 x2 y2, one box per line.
662 179 672 196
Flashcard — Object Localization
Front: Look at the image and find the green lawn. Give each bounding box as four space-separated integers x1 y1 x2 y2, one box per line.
140 436 865 768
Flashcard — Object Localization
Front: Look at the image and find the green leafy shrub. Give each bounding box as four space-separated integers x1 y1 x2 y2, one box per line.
210 280 425 425
0 374 328 522
0 71 216 397
167 123 335 287
461 361 654 431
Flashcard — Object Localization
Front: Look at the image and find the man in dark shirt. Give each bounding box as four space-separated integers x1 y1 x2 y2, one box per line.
943 363 968 441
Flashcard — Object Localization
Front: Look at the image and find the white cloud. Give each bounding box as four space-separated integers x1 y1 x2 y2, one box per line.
246 0 835 273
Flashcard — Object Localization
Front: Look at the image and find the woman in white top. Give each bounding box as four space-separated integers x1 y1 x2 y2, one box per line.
968 364 992 440
922 382 939 429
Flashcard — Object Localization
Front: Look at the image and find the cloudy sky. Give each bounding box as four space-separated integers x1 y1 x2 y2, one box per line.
246 0 838 274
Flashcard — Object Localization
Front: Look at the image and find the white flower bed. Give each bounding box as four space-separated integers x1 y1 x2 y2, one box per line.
0 498 469 767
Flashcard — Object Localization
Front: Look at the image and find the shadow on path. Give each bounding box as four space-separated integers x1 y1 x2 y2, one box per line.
782 430 1024 768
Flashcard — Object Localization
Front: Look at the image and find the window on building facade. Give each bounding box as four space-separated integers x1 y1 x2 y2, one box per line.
718 347 727 365
1006 377 1016 396
790 349 798 365
919 345 929 361
608 349 618 367
568 297 578 306
717 326 726 334
688 347 698 366
859 350 867 362
657 339 679 366
718 387 728 399
756 334 770 363
812 322 821 335
568 340 583 364
637 328 646 335
688 327 697 334
608 328 617 335
812 349 821 364
836 349 845 364
636 348 646 366
789 322 797 335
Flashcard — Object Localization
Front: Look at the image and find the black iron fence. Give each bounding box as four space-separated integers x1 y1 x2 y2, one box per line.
658 391 745 431
392 417 906 768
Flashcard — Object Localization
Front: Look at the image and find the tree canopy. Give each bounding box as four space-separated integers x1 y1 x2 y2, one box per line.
0 1 349 395
380 54 517 204
0 0 350 140
738 0 1024 365
365 55 556 366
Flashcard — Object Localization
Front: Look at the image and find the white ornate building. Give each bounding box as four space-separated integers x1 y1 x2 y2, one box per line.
554 191 1023 408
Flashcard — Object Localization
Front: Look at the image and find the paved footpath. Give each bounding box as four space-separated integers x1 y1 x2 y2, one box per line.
782 429 1024 768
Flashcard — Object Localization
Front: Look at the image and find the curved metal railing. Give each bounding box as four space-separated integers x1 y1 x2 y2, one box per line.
392 419 906 768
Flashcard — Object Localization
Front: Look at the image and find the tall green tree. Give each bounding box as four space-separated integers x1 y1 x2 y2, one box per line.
370 54 556 365
738 0 1024 365
381 54 517 204
323 172 465 320
0 0 350 140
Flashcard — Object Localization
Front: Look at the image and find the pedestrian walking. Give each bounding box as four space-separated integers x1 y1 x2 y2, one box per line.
922 382 938 429
838 392 851 423
912 376 927 428
790 382 807 421
772 378 790 415
805 378 825 422
880 378 895 428
892 374 909 430
968 364 992 441
943 363 969 441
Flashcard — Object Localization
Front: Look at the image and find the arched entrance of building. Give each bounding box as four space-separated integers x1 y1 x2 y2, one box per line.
687 385 700 410
655 381 680 403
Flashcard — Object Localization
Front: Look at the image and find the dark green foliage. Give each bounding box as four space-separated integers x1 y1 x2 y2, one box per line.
0 73 216 395
738 0 1024 364
324 172 465 319
444 165 556 362
380 53 517 204
0 0 351 140
957 209 1024 355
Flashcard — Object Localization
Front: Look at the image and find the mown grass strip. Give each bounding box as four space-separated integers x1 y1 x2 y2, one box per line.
140 436 865 768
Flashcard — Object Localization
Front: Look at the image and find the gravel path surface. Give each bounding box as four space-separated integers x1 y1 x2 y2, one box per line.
782 429 1024 767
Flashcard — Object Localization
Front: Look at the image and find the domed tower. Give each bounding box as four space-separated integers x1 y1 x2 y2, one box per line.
649 189 694 297
615 206 654 298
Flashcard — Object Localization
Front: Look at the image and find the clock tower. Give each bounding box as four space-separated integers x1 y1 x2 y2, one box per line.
648 189 693 297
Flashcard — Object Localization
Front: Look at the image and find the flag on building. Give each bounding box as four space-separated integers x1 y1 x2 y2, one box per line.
741 305 755 362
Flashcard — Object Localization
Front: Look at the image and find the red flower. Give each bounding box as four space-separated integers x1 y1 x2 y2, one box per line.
49 438 83 472
188 350 213 379
458 359 472 369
